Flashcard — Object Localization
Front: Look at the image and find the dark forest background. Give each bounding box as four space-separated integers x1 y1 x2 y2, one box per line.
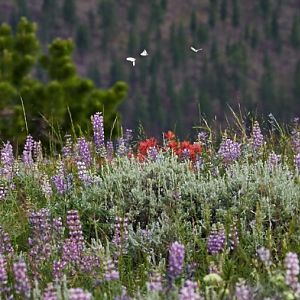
1 0 300 138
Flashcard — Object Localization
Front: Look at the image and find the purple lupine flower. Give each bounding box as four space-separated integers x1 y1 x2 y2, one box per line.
295 153 300 170
291 130 300 154
62 134 73 159
41 175 52 200
112 216 129 256
235 280 254 300
229 223 239 251
104 259 119 281
52 260 65 280
267 152 281 169
68 288 92 300
147 272 163 292
52 217 64 249
0 226 14 256
52 160 68 195
207 224 226 255
13 258 31 299
76 160 92 186
106 141 114 161
62 210 85 268
67 210 84 245
22 135 34 165
28 209 52 270
218 138 241 164
251 121 264 150
168 241 185 279
91 112 106 156
43 282 57 300
208 262 220 274
198 132 208 145
115 286 131 300
76 138 92 167
147 147 158 161
124 129 133 148
257 247 271 266
0 184 7 201
0 255 8 294
0 142 14 180
284 252 300 292
33 140 43 162
179 280 203 300
80 253 100 274
116 138 127 157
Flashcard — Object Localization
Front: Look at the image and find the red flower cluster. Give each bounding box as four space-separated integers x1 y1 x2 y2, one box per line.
164 131 202 162
134 131 202 163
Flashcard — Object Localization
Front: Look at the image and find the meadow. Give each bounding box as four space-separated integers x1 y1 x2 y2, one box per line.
0 112 300 299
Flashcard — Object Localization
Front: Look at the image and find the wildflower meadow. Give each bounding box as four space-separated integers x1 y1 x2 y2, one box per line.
0 113 300 299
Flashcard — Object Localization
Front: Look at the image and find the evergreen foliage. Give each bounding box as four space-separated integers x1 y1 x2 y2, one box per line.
0 18 128 143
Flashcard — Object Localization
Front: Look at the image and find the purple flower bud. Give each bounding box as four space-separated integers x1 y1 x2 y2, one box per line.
257 247 271 266
13 258 31 299
0 226 14 256
22 135 34 165
43 282 57 300
147 272 163 292
91 112 106 156
295 153 300 170
104 259 119 281
168 241 185 279
251 121 264 150
0 255 8 294
76 138 92 167
207 224 226 255
235 280 254 300
218 138 241 164
0 141 14 180
284 252 300 292
68 288 92 300
179 280 203 300
267 152 281 169
62 134 73 159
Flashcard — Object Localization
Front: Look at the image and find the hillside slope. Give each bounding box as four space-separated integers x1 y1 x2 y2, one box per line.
0 0 299 136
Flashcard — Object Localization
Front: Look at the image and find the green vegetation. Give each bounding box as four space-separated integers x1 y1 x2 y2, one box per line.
0 18 128 144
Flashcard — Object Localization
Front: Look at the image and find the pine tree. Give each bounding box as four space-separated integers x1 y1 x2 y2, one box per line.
231 0 240 27
76 24 90 55
250 27 259 49
290 15 300 49
271 12 279 41
209 0 218 28
16 0 29 18
169 23 180 68
259 0 271 18
98 0 117 51
62 0 76 26
127 29 138 55
0 18 128 143
197 23 209 44
293 60 300 99
87 64 101 87
127 0 139 25
259 53 276 112
220 0 227 21
190 11 197 37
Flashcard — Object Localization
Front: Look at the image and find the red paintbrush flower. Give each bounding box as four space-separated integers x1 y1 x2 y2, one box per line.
138 138 157 156
164 130 176 140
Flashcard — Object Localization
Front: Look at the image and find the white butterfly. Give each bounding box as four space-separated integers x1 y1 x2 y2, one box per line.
190 46 203 53
140 49 148 56
126 57 136 66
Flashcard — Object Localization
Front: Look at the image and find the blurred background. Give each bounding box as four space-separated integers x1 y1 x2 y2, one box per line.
0 0 300 142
